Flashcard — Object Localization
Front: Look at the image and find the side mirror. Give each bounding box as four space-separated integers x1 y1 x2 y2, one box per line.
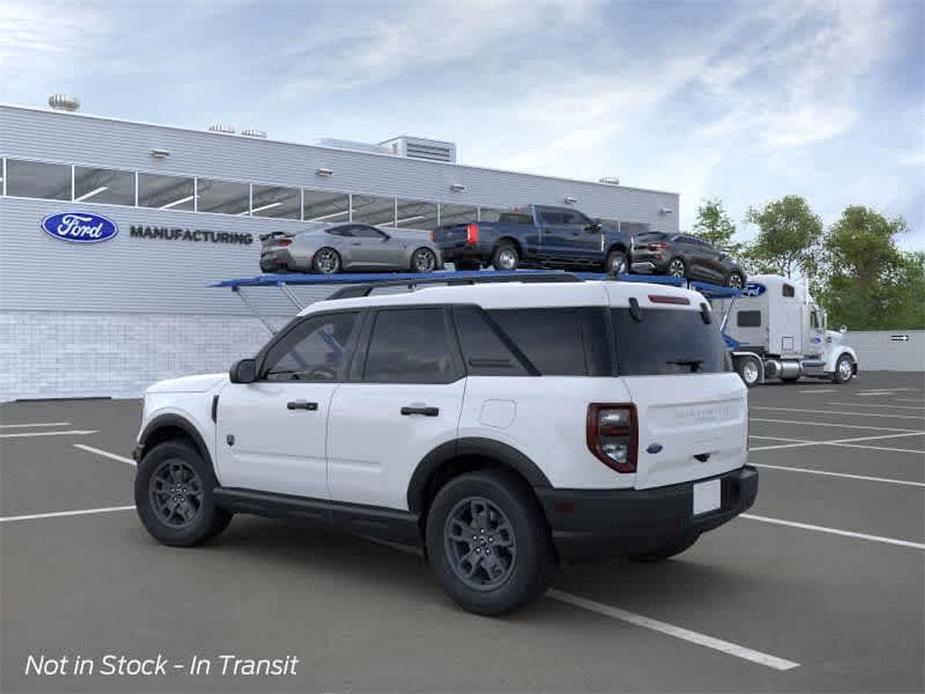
230 358 257 384
839 325 847 334
586 222 602 233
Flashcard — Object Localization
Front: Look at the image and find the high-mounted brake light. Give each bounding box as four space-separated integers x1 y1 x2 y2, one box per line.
466 223 479 245
587 404 638 473
648 294 690 305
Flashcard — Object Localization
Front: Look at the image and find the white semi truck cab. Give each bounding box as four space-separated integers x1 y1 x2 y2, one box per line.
713 274 858 387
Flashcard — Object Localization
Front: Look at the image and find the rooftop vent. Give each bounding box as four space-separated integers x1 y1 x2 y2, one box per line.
317 138 390 155
241 128 267 139
208 123 236 134
380 136 456 163
48 94 80 112
599 176 620 185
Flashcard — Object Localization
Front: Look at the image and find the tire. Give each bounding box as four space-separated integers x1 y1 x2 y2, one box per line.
492 242 519 271
629 535 699 562
410 247 438 273
667 257 687 278
605 249 628 275
134 440 232 547
726 271 745 289
454 260 481 271
832 354 854 384
312 247 341 274
425 470 557 616
734 355 761 388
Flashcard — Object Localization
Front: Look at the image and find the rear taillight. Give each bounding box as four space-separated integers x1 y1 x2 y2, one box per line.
466 223 479 245
648 241 669 250
277 239 292 247
586 404 637 473
430 229 436 242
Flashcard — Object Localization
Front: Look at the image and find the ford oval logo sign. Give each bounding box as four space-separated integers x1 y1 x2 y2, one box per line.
41 212 119 244
742 282 766 297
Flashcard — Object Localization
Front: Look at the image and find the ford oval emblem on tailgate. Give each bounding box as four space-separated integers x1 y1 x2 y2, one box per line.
41 212 119 244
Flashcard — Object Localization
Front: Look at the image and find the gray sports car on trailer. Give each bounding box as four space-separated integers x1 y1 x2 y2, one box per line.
260 223 443 274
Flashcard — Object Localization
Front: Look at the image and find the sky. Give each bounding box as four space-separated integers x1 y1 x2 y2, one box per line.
1 0 923 249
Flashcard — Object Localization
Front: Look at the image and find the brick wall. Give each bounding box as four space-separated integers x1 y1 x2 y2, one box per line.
0 311 281 401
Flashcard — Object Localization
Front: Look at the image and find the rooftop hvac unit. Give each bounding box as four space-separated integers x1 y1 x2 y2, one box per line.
241 129 267 139
48 94 80 112
208 123 236 134
380 136 456 163
317 138 391 155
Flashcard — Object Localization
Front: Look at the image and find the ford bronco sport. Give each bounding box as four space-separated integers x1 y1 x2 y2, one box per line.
134 276 758 615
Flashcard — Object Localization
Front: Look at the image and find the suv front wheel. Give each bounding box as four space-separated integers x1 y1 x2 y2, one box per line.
425 470 557 616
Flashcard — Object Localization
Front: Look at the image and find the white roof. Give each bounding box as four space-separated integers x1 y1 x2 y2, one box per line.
299 280 708 315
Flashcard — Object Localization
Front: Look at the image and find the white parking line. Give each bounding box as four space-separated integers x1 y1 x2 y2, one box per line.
827 402 925 411
73 444 135 466
896 398 925 404
749 431 925 451
741 514 925 550
752 406 925 421
0 422 72 429
547 590 800 671
751 418 922 433
0 505 135 523
752 463 925 487
797 388 837 393
0 429 98 439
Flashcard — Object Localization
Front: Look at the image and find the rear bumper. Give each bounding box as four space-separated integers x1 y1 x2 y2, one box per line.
438 242 488 264
536 466 758 562
631 253 669 274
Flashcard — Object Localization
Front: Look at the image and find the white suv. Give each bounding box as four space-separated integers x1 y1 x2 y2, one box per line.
133 277 758 615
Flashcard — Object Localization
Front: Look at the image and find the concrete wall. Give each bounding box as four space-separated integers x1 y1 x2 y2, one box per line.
844 330 925 372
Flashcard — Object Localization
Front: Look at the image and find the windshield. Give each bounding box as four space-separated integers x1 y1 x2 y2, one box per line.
611 308 729 375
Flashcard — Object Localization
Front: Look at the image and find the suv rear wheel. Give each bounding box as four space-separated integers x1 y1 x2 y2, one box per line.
135 440 232 547
667 257 687 278
425 470 556 615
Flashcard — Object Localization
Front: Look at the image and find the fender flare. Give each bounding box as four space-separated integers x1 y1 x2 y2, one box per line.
406 437 551 514
825 345 858 372
138 413 212 465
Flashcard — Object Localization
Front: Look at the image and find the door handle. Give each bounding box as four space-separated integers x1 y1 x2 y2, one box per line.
287 400 318 411
401 406 439 417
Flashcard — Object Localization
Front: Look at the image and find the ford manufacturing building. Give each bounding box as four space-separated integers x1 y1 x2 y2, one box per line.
0 99 680 401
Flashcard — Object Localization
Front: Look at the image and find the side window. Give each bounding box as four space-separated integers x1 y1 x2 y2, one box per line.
262 312 358 382
452 306 528 376
810 311 819 329
326 226 353 237
487 308 609 376
363 308 461 383
782 284 795 298
737 311 762 328
352 225 386 239
538 208 563 225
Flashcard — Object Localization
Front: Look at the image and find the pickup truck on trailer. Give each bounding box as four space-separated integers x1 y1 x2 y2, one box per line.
713 274 858 386
431 205 633 274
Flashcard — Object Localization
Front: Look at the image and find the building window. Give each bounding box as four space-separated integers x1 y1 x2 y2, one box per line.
138 173 195 211
439 203 478 226
304 189 350 223
351 194 396 227
251 184 300 219
74 167 135 205
395 199 438 230
5 159 71 200
196 178 250 215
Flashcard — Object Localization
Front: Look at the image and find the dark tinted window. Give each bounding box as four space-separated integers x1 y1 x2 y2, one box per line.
488 308 609 376
452 306 528 376
612 308 727 375
498 212 533 225
326 225 354 237
538 208 566 225
351 225 386 239
364 308 460 383
263 312 358 381
782 284 795 298
737 310 762 327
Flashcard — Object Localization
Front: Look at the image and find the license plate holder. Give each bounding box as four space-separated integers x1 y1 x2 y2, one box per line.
693 479 721 515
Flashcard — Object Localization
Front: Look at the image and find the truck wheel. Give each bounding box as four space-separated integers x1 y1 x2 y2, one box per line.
833 354 854 384
667 257 687 278
734 355 761 387
492 242 519 271
629 534 699 562
425 470 557 616
134 440 232 547
605 249 628 275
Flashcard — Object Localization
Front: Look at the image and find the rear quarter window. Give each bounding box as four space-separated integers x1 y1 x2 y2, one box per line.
611 308 728 375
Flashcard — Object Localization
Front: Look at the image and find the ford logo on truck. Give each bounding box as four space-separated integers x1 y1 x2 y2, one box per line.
41 212 119 244
742 282 766 297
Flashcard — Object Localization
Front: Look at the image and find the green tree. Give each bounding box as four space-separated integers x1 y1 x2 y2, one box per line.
817 206 922 329
692 198 737 249
745 195 823 278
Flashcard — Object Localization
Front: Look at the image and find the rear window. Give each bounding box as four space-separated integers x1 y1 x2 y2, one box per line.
498 212 533 225
611 308 728 375
487 308 609 376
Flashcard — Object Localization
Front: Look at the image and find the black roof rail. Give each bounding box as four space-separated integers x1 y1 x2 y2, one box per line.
326 270 583 300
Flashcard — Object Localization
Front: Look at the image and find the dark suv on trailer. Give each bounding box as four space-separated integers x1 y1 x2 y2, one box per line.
631 232 747 288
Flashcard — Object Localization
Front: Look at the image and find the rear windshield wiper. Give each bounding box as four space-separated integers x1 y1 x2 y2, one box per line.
667 359 704 373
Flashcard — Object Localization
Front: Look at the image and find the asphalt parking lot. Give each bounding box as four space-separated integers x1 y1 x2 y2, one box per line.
1 372 923 693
